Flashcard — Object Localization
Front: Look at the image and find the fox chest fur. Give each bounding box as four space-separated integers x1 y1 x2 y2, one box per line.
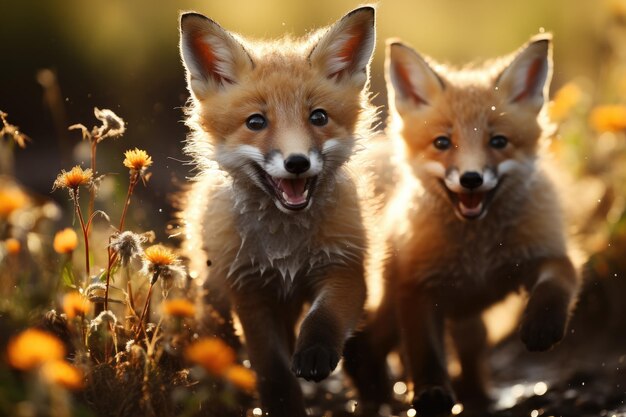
388 168 567 315
183 167 366 295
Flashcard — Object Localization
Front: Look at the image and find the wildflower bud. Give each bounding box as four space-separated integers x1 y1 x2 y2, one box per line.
52 166 93 192
0 186 28 218
162 299 196 318
41 360 83 390
184 338 236 376
53 228 78 254
7 329 65 370
5 238 20 255
62 292 90 319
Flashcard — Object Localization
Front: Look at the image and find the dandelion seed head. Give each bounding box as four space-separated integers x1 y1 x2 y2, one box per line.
41 360 83 390
53 228 78 254
110 231 146 266
162 298 196 318
53 166 93 191
7 328 65 370
185 338 236 376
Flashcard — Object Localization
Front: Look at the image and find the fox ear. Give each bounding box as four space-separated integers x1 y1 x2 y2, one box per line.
179 13 253 99
309 6 376 86
496 35 552 110
386 41 445 112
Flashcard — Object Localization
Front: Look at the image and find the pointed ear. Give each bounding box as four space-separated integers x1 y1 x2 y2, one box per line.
309 6 376 86
496 35 552 110
386 41 445 112
179 12 253 99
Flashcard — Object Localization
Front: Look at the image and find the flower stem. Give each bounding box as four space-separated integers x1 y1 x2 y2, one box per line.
73 190 90 278
119 172 139 232
88 139 97 224
135 274 157 340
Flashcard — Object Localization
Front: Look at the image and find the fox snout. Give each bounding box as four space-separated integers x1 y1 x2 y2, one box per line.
459 171 483 190
284 154 311 175
441 167 501 220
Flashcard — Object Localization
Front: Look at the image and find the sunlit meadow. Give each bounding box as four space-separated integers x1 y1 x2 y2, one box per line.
2 1 626 416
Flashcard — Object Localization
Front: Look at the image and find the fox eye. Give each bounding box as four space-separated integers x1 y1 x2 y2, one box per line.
246 114 267 131
309 109 328 127
433 136 452 150
489 135 508 149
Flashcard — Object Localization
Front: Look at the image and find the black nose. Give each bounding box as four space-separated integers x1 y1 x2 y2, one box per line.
460 171 483 189
284 154 310 174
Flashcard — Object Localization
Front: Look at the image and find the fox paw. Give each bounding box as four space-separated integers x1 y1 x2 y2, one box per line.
292 344 339 382
413 385 456 417
520 306 567 352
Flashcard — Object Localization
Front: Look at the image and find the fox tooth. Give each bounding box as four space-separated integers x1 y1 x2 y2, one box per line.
303 189 309 199
282 191 289 201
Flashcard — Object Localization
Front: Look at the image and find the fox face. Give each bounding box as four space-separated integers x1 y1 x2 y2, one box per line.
386 36 552 220
180 9 375 213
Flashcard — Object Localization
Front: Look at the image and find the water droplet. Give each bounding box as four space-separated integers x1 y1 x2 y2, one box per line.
452 404 464 415
407 409 417 417
252 408 263 416
539 27 545 33
393 381 407 395
491 106 496 111
531 410 539 417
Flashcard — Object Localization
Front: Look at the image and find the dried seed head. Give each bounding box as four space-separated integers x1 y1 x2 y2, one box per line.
53 166 93 192
94 108 125 141
1 111 30 148
53 228 78 254
109 231 146 266
90 310 117 331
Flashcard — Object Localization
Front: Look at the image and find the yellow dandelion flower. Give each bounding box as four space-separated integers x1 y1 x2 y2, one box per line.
7 328 66 370
144 245 177 266
41 360 83 390
62 292 90 318
0 186 28 218
185 338 236 376
162 299 196 318
5 238 21 255
53 228 78 254
549 82 582 123
123 148 153 172
53 166 93 191
589 104 626 132
225 365 257 393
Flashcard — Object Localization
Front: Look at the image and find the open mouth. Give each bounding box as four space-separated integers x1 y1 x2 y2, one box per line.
441 181 501 220
254 165 317 211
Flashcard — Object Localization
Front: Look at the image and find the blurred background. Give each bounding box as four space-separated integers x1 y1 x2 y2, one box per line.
0 0 616 234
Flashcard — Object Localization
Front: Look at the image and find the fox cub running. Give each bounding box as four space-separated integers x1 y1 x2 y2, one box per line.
345 36 580 415
178 7 376 417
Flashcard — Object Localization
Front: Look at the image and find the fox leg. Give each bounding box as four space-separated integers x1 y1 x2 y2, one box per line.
343 287 398 411
233 292 306 417
520 256 578 352
397 290 455 417
449 315 491 409
293 265 366 383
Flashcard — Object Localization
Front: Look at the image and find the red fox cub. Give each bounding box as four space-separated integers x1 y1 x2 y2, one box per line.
178 7 376 417
345 36 580 416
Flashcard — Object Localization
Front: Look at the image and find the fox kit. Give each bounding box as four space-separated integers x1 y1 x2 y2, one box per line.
178 7 376 417
345 36 580 416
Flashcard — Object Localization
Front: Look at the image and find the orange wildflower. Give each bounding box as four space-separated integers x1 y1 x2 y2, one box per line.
225 365 257 392
5 238 20 255
0 186 28 218
549 82 582 123
53 228 78 254
41 360 83 390
143 245 177 267
123 148 153 173
62 292 90 318
589 104 626 132
162 299 196 318
53 166 93 191
185 338 236 376
7 328 65 370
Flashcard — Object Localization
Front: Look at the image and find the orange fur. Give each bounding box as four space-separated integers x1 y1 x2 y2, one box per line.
178 8 376 417
345 35 581 416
